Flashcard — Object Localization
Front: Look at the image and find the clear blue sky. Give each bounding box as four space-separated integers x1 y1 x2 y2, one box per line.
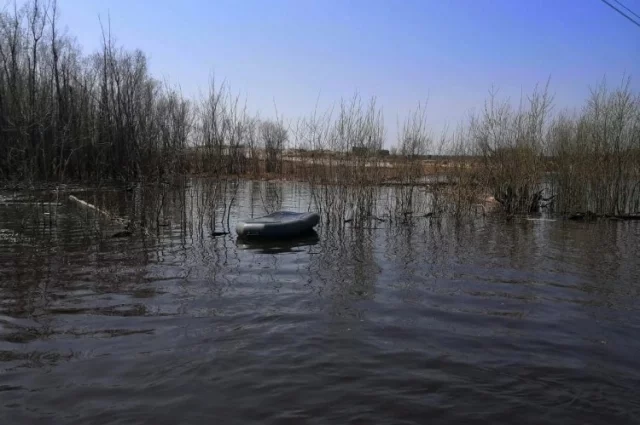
9 0 640 147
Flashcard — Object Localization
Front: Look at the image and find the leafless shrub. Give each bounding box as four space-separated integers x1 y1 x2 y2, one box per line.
393 102 432 217
548 77 640 215
261 119 287 174
293 94 385 226
471 82 553 215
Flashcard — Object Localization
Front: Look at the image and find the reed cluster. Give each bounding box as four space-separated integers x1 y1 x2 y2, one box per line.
2 1 639 221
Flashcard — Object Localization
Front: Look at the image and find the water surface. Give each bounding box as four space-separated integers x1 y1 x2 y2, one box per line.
1 181 639 424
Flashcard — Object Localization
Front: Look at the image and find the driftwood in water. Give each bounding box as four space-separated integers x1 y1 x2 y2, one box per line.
69 194 136 237
604 214 640 221
568 211 640 221
112 230 133 238
344 214 387 224
568 211 598 221
68 195 117 220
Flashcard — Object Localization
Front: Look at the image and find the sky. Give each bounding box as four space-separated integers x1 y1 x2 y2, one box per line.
6 0 640 147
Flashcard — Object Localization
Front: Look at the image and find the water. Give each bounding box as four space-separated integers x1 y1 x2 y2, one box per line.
1 181 640 424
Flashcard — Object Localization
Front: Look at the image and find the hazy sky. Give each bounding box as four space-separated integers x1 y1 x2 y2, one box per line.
7 0 640 146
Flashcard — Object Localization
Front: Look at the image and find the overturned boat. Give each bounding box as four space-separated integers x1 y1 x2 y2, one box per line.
236 211 320 239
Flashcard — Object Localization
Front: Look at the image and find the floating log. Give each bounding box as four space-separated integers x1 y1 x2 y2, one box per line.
68 195 115 219
604 214 640 221
567 211 640 221
568 211 598 221
112 230 133 238
68 194 138 237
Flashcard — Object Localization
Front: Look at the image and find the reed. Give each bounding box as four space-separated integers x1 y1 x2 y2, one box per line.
2 1 639 224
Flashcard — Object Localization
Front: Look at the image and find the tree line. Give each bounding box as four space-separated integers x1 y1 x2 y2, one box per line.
2 1 639 218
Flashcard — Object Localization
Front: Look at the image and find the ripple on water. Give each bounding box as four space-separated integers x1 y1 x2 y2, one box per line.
1 185 639 424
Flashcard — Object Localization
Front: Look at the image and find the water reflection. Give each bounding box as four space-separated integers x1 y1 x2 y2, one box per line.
236 230 320 254
1 181 639 424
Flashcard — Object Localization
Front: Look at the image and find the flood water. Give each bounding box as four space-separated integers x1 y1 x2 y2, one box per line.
1 180 640 424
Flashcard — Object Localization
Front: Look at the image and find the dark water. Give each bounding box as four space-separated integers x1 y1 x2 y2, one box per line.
1 181 640 424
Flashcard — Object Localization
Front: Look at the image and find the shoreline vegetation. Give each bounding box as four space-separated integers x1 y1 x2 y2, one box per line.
2 1 639 227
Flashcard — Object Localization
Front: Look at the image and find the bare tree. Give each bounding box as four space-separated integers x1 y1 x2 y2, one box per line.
261 119 287 173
